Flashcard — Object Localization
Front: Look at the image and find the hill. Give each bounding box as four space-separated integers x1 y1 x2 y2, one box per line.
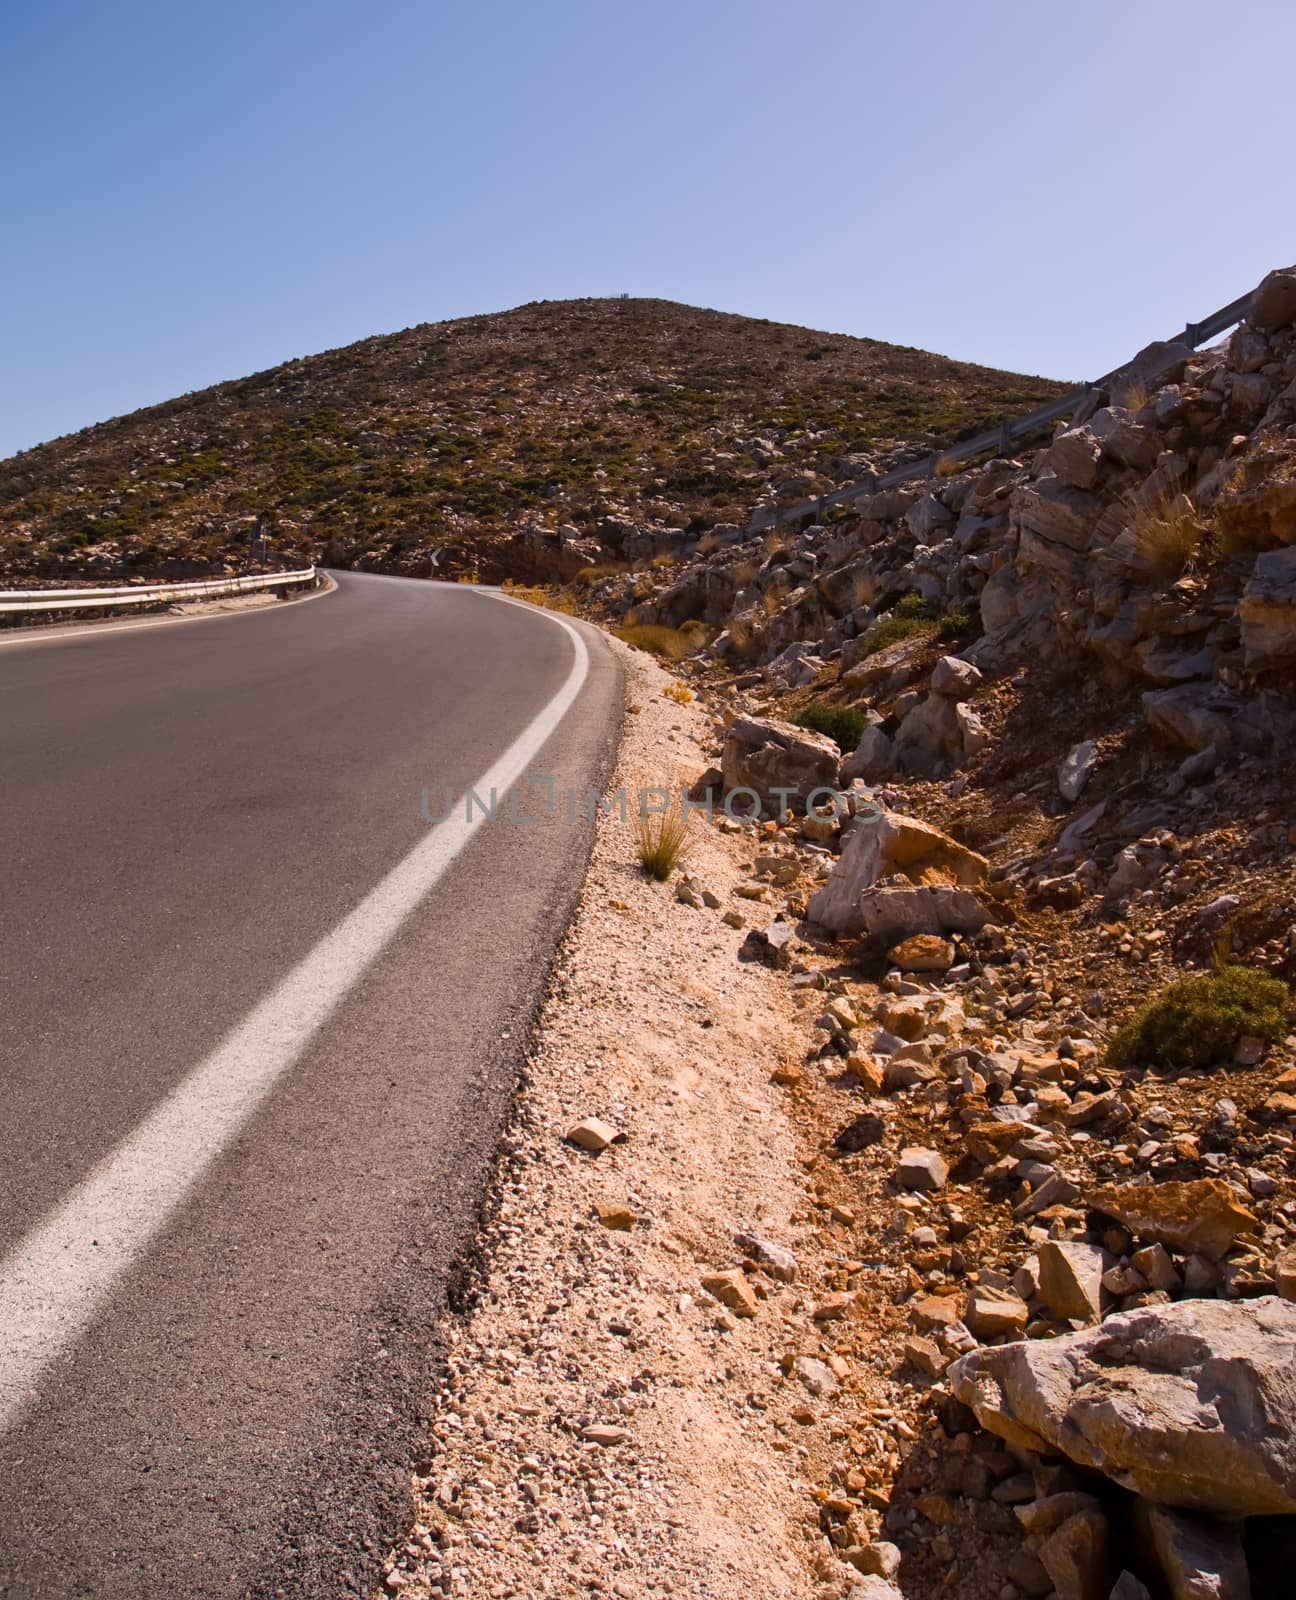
0 297 1067 582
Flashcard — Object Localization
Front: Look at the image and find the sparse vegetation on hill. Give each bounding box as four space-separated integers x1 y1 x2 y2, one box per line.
0 297 1066 583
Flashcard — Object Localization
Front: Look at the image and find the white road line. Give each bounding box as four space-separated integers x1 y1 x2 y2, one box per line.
0 596 590 1432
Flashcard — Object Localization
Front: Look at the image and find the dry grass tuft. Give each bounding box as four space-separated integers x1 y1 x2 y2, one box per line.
634 802 691 882
662 681 693 705
1124 491 1205 580
615 623 701 662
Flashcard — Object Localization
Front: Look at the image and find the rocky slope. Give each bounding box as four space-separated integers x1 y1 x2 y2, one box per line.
552 265 1296 1598
0 299 1065 583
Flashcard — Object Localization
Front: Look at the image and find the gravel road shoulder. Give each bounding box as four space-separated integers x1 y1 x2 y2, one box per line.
383 637 849 1599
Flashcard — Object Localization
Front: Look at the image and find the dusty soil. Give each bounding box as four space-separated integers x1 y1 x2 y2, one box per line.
379 639 900 1600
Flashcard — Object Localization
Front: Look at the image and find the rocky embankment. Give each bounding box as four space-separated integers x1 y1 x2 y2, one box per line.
527 267 1296 1597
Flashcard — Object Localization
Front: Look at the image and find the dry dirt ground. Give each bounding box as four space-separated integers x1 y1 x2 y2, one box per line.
377 638 909 1600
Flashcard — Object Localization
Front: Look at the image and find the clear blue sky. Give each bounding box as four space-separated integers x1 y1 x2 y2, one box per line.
3 0 1293 460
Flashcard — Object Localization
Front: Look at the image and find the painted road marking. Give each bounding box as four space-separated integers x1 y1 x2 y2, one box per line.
0 597 590 1431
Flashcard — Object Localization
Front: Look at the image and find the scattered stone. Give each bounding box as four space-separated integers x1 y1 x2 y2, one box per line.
734 1233 798 1283
579 1424 627 1446
888 933 955 973
1037 1239 1106 1324
964 1285 1030 1340
566 1117 621 1153
739 919 797 968
596 1202 637 1230
1058 739 1099 804
700 1269 758 1318
896 1147 948 1192
811 1292 855 1324
793 1356 838 1397
835 1112 887 1154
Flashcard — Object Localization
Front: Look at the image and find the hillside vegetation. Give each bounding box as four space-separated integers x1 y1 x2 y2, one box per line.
0 298 1066 583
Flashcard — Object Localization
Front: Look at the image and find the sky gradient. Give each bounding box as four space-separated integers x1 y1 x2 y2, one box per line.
3 0 1294 460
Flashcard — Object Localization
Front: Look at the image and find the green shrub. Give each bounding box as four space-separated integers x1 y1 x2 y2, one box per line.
791 702 868 753
1107 965 1291 1072
934 602 978 642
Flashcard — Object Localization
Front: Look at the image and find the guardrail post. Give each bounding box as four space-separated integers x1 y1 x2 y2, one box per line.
998 421 1012 457
1183 321 1200 348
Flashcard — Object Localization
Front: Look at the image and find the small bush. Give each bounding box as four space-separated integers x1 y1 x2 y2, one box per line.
501 580 577 614
662 681 693 705
934 601 978 642
861 594 939 655
634 805 690 881
791 701 868 753
615 623 697 662
1107 965 1291 1072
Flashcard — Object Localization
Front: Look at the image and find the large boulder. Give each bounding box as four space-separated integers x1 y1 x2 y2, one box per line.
1090 1178 1256 1261
720 715 840 814
807 806 990 938
1239 546 1296 671
1249 265 1296 333
950 1297 1296 1517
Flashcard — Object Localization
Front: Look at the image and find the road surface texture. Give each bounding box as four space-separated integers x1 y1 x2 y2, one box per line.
0 572 621 1598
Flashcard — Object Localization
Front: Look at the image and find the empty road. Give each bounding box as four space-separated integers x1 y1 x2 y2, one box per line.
0 573 620 1597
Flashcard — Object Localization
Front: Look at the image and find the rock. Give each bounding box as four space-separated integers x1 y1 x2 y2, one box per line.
735 1233 798 1283
580 1424 627 1446
1142 684 1257 755
845 1540 901 1580
808 806 989 938
1135 1500 1251 1600
930 655 984 700
841 723 895 783
836 1113 887 1153
1042 427 1103 490
896 1147 948 1192
1249 265 1296 333
596 1203 637 1230
793 1356 838 1397
1239 546 1296 671
1037 1240 1106 1324
1015 1491 1101 1535
1110 340 1192 406
811 1292 855 1323
1131 1242 1181 1293
888 933 955 972
720 715 840 814
567 1117 621 1153
701 1269 758 1318
903 1335 949 1377
1039 1507 1112 1600
1275 1245 1296 1301
1058 740 1098 804
1090 1179 1256 1261
964 1285 1030 1340
1089 406 1159 471
950 1296 1296 1516
842 1576 903 1600
740 919 797 968
1110 1576 1152 1600
894 692 963 769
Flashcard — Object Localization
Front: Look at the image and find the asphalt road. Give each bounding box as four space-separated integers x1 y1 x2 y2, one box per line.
0 572 621 1597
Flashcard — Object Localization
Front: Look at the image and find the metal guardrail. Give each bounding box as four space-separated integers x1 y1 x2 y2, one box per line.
751 286 1259 530
0 567 318 617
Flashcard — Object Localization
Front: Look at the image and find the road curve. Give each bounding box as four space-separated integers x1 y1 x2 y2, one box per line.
0 572 621 1598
